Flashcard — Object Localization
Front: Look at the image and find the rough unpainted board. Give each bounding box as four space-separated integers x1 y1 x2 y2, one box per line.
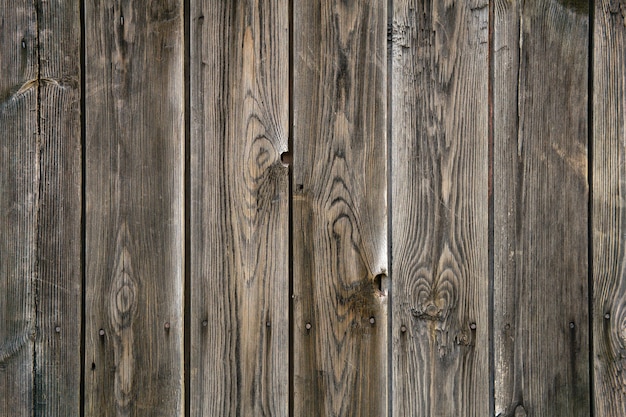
189 0 289 415
593 1 626 416
493 1 590 415
84 1 185 415
0 3 38 416
293 1 388 416
391 0 490 416
36 0 82 414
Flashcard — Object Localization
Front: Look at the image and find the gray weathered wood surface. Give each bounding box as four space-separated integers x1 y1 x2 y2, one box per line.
292 0 388 416
188 0 289 415
4 1 626 415
391 1 490 416
493 0 590 415
36 0 82 414
0 3 38 416
84 1 185 415
0 1 81 416
593 1 626 416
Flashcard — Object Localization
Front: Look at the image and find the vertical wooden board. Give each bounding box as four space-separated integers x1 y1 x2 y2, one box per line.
189 0 289 416
84 1 184 415
492 1 519 413
293 1 388 416
391 1 489 416
493 1 589 416
593 1 626 416
35 0 81 414
0 3 38 416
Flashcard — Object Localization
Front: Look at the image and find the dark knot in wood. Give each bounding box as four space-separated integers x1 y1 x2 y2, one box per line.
411 303 444 322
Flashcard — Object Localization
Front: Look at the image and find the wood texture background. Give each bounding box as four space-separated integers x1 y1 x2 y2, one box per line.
0 2 38 416
0 0 81 416
37 0 82 414
1 0 625 416
593 1 626 416
189 0 289 416
391 0 489 415
292 1 388 416
84 1 184 415
493 1 590 416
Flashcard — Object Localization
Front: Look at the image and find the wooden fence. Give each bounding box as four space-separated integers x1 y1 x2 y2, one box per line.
0 0 623 416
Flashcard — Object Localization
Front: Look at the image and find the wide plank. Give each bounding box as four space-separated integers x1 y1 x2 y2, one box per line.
292 1 388 416
592 1 626 415
0 2 38 416
35 0 82 414
391 1 490 416
493 1 590 415
188 0 289 415
84 1 185 415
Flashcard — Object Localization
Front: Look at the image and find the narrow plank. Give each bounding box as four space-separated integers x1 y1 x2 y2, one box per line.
84 1 185 415
493 1 590 415
35 0 82 414
189 0 289 415
391 1 489 416
592 2 626 416
292 1 388 416
0 2 38 416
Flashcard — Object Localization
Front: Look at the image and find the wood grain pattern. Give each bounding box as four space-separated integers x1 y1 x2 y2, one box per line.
292 1 388 416
493 1 590 415
593 1 626 415
189 0 289 416
0 2 38 416
36 0 82 414
0 1 81 415
391 1 489 416
84 1 184 415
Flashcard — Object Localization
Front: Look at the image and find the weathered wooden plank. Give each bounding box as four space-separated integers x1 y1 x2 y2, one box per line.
0 2 38 416
493 1 590 415
592 2 626 416
84 1 185 415
292 1 388 416
189 0 289 416
390 1 489 416
35 0 82 414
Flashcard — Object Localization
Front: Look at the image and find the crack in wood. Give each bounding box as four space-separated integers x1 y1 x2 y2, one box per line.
0 78 63 111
